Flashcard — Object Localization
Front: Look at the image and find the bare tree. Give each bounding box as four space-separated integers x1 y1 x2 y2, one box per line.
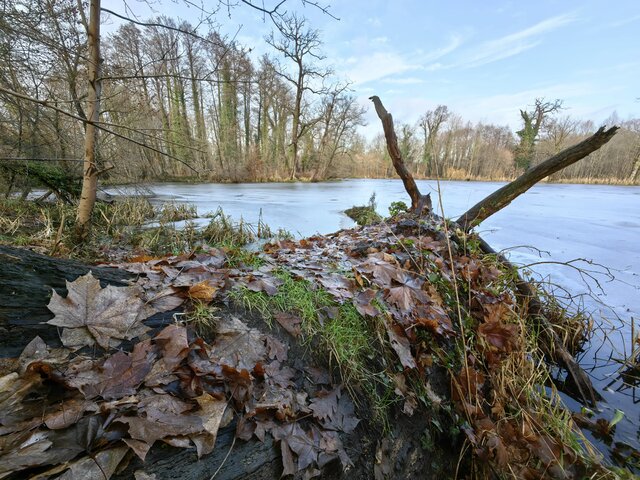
267 14 332 179
417 105 449 177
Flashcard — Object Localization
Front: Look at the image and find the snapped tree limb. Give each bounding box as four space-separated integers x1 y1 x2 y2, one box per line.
369 96 432 213
456 126 619 232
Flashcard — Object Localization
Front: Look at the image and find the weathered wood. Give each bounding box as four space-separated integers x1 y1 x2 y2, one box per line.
368 96 432 214
113 425 282 480
456 126 619 232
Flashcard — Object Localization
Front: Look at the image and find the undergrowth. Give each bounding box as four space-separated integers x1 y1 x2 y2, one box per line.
0 198 291 261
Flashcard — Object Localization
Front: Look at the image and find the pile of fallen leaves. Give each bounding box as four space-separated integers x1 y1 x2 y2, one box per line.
0 270 358 479
0 214 610 479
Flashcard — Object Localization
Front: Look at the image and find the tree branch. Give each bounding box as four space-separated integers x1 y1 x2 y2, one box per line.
369 95 431 213
456 126 619 231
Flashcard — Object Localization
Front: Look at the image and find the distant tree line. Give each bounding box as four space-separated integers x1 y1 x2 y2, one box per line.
0 1 366 195
0 0 638 199
353 104 640 184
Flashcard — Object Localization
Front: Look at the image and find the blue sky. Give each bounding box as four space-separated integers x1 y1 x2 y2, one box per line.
103 0 640 139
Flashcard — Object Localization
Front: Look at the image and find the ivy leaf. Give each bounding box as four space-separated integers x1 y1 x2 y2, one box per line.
46 272 149 349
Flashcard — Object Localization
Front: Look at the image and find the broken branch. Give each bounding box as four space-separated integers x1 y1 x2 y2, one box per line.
369 95 432 213
456 126 619 231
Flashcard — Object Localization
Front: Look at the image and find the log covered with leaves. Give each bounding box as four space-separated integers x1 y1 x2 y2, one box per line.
0 212 617 479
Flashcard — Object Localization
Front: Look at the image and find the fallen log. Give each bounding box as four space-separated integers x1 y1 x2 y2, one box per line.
0 245 460 479
368 95 608 406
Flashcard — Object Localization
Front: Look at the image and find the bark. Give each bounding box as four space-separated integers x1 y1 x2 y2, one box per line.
456 126 619 232
369 96 432 213
75 0 102 241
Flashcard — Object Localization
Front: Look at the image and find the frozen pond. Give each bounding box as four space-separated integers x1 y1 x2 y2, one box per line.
113 179 640 464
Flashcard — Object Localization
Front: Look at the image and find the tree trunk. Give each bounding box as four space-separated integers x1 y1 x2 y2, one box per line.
456 126 619 232
628 142 640 183
75 0 102 241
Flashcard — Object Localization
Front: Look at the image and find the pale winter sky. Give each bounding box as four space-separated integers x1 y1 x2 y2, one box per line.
102 0 640 139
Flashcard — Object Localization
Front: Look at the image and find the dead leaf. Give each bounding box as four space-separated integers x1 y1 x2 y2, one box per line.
245 275 284 296
154 324 189 370
353 289 379 317
386 285 415 312
83 340 155 400
57 446 128 480
188 280 218 302
478 321 518 353
385 322 416 369
309 388 339 423
47 272 149 349
193 393 228 457
44 399 98 430
265 335 288 362
211 316 267 371
274 312 303 338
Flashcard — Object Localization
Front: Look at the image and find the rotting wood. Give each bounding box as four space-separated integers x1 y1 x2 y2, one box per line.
369 95 601 406
368 96 432 214
456 125 619 232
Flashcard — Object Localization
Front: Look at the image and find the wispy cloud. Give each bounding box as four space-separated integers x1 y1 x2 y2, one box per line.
428 13 577 70
605 14 640 28
367 17 381 28
344 51 420 85
382 77 424 85
344 36 462 85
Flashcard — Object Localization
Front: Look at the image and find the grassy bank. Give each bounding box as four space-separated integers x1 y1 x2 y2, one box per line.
0 196 636 478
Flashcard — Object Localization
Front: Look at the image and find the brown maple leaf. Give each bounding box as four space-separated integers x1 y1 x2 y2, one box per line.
353 289 379 317
46 272 150 349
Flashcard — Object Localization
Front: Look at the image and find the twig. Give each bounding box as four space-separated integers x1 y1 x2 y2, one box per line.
209 430 237 479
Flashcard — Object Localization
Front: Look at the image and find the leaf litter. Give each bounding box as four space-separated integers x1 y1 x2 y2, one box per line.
0 216 612 478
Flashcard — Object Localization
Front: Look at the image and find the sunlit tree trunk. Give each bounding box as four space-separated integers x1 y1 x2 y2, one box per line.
75 0 101 242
